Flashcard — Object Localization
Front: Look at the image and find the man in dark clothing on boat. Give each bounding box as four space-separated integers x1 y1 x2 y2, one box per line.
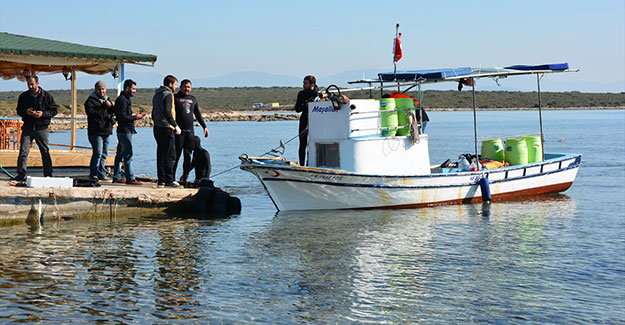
14 75 58 181
174 79 208 185
113 79 145 185
294 75 319 166
152 75 182 188
85 80 115 181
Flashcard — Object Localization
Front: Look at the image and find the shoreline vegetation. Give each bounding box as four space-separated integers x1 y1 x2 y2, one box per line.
1 87 623 129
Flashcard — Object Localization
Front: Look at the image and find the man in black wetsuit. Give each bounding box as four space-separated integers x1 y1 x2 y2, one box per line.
174 79 208 184
185 136 211 186
294 75 319 166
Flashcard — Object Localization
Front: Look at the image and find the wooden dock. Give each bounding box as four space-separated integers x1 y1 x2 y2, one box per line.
0 180 199 225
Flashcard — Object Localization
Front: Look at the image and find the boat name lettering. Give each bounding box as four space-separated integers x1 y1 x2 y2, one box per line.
311 174 344 181
311 105 337 114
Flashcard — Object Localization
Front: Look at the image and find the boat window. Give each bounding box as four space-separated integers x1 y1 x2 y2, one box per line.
316 143 340 168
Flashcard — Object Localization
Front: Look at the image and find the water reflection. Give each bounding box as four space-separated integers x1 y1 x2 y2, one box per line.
0 195 604 323
253 195 578 322
152 220 205 320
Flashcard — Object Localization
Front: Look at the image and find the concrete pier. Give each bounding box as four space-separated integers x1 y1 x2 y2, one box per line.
0 180 198 225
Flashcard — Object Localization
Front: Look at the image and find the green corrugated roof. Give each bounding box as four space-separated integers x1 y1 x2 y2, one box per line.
0 32 157 63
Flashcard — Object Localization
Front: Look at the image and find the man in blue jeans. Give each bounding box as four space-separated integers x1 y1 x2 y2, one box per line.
85 80 115 181
112 79 145 185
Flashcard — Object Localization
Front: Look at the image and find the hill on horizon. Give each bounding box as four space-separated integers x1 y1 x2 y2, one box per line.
1 70 623 93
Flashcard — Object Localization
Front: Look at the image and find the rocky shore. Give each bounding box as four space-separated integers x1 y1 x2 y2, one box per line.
48 110 299 131
17 106 625 131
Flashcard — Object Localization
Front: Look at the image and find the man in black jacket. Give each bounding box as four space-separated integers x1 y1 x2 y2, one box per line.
294 75 319 166
174 79 208 184
152 75 181 188
14 75 58 181
112 79 145 185
85 80 115 181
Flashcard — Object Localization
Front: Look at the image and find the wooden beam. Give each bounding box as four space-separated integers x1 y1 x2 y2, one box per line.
71 70 77 151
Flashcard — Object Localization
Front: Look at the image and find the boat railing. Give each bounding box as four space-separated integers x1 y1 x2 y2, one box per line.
350 125 422 133
349 107 422 115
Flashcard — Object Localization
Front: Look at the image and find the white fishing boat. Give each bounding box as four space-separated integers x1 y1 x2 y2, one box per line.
240 63 581 211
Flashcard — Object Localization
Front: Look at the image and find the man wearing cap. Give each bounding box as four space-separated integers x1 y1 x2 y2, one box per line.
85 80 115 182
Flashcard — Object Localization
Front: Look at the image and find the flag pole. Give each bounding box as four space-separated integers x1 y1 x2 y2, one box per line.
393 23 399 81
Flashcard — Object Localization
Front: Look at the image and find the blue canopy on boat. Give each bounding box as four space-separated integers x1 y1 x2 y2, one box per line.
378 67 472 82
367 63 575 85
505 63 569 71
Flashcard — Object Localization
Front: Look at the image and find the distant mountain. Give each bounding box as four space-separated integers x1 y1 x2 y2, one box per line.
193 71 302 87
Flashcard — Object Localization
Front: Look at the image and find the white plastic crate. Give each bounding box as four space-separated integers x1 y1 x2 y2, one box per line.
26 176 73 189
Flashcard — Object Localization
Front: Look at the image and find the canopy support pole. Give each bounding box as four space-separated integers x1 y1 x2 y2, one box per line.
117 63 125 96
70 70 77 151
537 73 545 161
472 82 479 165
418 83 423 134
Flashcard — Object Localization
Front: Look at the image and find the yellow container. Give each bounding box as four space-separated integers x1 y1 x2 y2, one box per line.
523 135 543 163
481 138 504 161
505 138 528 166
394 98 415 136
379 98 398 137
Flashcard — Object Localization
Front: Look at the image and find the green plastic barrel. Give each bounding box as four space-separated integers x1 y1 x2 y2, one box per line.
394 98 415 136
379 98 398 137
522 135 543 163
481 138 504 161
505 138 528 165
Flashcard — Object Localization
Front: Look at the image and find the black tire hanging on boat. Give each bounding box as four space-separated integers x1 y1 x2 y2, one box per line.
194 185 241 218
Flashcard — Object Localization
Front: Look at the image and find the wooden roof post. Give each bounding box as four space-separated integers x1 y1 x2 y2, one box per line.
71 70 76 151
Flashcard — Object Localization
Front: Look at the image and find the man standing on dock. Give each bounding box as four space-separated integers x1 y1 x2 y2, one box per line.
14 75 58 181
85 80 115 182
112 79 145 185
174 79 208 185
152 75 182 188
294 75 318 166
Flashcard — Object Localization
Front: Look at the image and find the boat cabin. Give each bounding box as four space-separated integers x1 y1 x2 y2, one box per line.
307 99 431 176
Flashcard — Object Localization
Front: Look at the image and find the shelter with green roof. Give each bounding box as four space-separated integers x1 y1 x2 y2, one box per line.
0 32 156 80
0 32 157 149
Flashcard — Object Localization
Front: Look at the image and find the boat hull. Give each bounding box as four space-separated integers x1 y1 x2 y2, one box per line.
241 153 581 211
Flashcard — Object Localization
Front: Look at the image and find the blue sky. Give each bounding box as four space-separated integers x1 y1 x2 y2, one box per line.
1 0 624 92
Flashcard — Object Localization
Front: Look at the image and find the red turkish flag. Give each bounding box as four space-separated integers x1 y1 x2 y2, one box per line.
393 33 403 62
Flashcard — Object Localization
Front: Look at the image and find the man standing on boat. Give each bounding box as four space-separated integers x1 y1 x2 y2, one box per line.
112 79 145 185
294 75 319 166
152 75 182 188
14 75 58 181
173 79 208 185
85 80 115 182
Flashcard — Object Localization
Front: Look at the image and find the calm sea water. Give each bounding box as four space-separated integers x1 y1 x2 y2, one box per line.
1 110 624 323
